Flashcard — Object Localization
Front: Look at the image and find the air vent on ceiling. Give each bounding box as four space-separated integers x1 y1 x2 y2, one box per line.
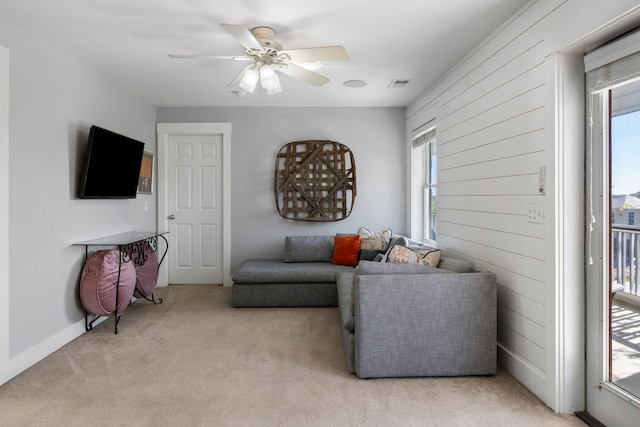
388 79 409 88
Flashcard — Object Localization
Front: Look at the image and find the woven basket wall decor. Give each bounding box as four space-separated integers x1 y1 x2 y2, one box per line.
274 140 356 222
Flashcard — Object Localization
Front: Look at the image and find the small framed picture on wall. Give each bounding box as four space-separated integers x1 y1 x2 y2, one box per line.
138 151 154 194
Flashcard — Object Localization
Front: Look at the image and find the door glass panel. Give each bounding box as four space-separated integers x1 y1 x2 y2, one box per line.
610 78 640 398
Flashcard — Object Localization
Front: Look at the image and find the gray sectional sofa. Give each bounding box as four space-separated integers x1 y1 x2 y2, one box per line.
231 233 497 378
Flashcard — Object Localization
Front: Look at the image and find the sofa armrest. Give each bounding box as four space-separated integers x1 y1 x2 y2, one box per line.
354 272 497 378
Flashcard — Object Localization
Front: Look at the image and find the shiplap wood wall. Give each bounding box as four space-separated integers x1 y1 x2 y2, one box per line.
406 0 564 406
407 0 640 412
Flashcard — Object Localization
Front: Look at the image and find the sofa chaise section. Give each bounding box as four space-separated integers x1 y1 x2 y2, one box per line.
231 259 353 307
337 261 497 378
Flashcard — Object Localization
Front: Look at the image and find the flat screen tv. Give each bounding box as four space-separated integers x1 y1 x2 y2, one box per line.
79 125 145 199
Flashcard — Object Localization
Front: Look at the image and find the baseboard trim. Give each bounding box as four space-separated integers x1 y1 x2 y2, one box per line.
5 316 105 384
498 344 546 403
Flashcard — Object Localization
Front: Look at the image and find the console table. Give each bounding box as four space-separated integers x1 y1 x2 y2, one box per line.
75 231 169 334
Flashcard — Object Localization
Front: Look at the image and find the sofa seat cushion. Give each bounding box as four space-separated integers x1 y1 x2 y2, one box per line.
232 259 354 284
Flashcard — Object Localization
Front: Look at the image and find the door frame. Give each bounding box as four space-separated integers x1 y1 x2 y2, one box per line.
545 52 586 414
0 45 9 385
156 123 232 286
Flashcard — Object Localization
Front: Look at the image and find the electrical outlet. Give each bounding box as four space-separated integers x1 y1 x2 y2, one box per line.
527 203 544 224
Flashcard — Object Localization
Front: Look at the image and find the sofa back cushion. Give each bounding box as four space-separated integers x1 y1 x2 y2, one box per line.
283 236 335 263
357 260 449 276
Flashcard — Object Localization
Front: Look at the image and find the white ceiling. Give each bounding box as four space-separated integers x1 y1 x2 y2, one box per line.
0 0 530 107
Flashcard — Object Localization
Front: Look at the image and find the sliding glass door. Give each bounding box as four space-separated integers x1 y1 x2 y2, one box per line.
586 49 640 427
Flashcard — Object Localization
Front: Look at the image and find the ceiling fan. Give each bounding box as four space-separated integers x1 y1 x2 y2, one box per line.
169 24 349 95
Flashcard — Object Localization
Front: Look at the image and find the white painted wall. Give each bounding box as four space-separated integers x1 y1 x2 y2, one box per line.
406 0 640 413
0 15 157 380
157 107 406 273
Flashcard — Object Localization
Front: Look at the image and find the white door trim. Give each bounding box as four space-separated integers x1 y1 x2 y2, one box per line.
156 123 232 286
544 52 586 414
0 45 10 385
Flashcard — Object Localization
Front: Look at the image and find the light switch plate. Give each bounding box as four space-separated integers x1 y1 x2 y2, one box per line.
538 166 546 194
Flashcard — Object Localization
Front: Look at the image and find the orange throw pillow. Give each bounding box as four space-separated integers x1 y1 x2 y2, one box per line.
332 235 361 266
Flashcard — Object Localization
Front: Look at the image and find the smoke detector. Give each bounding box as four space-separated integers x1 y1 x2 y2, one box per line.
343 80 367 88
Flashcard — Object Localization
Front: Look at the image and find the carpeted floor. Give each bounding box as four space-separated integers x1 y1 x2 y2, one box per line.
0 284 584 426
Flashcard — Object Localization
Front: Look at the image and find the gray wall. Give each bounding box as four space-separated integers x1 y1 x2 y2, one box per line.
0 15 157 361
157 107 406 273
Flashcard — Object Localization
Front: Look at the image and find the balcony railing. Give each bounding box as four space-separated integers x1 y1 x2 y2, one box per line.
613 225 640 296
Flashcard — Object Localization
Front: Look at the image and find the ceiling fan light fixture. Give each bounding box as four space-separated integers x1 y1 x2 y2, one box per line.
171 24 349 96
266 74 282 96
238 65 259 93
259 65 278 89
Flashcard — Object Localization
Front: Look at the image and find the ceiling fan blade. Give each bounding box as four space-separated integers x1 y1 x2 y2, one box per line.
220 23 262 51
168 54 252 60
277 63 330 87
280 46 349 63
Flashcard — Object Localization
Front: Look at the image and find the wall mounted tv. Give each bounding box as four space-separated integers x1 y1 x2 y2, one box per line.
79 125 145 199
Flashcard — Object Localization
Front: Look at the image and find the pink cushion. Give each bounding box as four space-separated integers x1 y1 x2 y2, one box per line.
134 249 158 298
80 249 136 316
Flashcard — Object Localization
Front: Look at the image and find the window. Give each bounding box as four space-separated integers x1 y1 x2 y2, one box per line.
412 124 437 242
629 211 636 226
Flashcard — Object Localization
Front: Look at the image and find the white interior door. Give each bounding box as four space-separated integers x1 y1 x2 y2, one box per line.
169 134 222 284
585 43 640 426
0 45 10 385
157 123 231 286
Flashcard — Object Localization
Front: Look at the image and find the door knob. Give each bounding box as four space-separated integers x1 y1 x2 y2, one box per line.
168 214 176 220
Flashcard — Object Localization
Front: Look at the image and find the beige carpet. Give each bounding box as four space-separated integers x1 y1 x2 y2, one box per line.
0 285 584 427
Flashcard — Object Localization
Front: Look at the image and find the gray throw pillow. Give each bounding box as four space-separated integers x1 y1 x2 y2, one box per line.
359 249 384 261
437 257 475 273
388 235 410 249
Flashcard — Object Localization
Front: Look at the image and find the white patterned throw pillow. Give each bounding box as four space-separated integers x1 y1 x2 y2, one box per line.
386 245 441 267
357 227 392 251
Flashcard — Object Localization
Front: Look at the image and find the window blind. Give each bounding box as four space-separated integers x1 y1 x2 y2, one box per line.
412 124 436 149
